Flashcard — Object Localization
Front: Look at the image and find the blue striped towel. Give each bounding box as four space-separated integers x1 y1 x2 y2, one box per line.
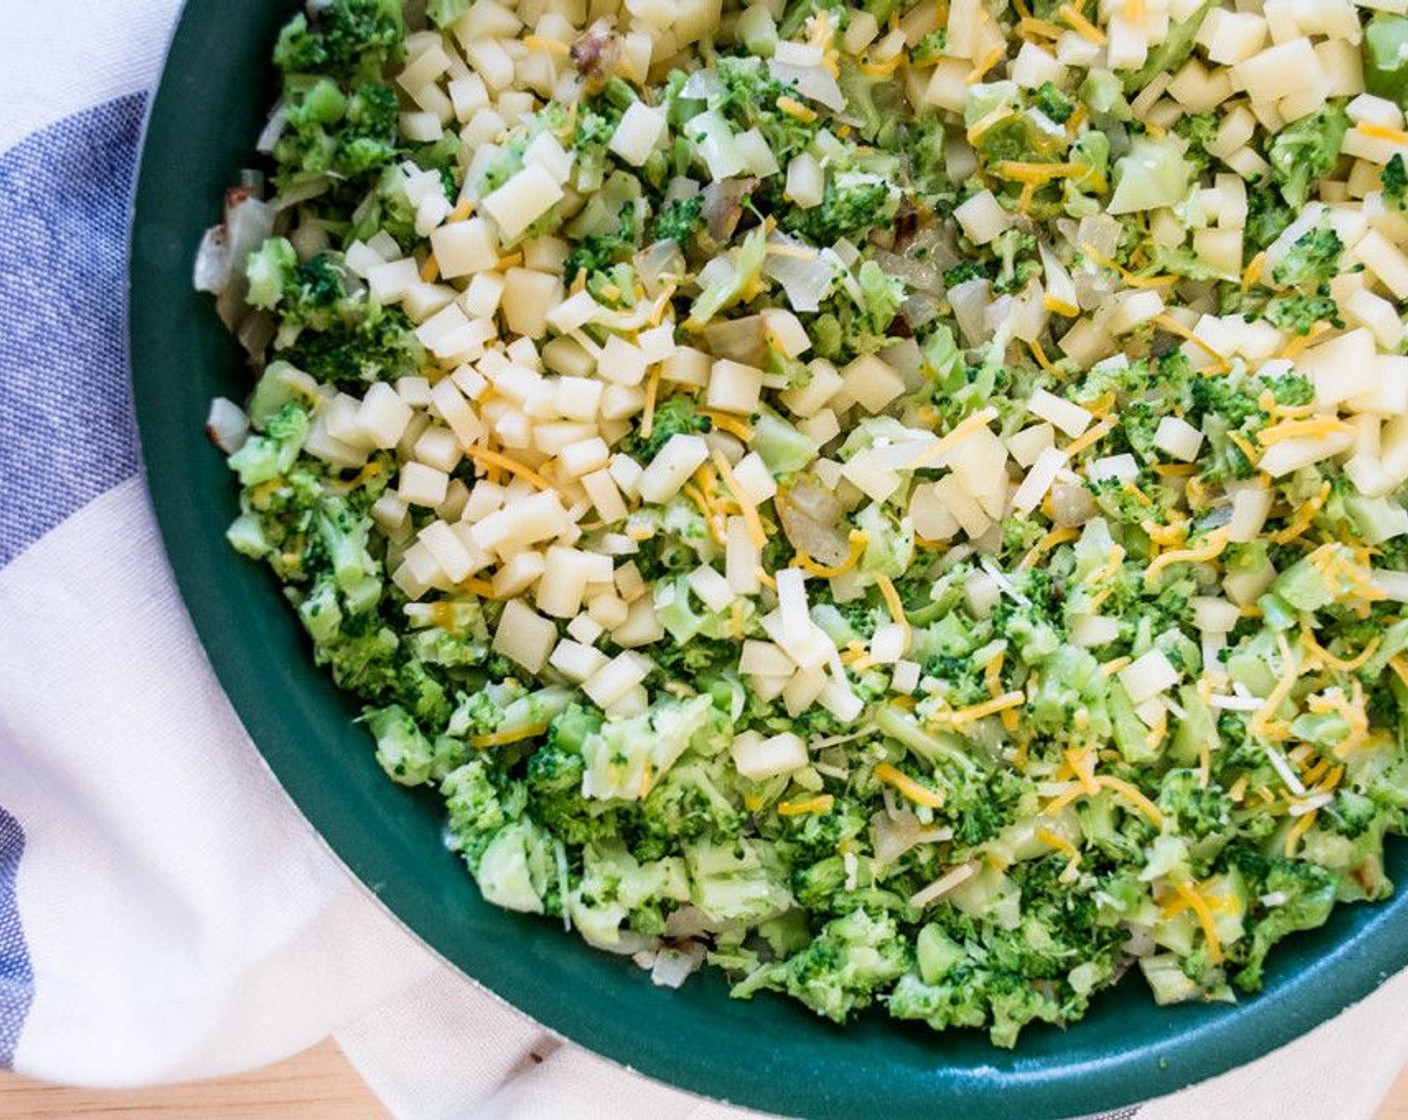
1 4 1406 1118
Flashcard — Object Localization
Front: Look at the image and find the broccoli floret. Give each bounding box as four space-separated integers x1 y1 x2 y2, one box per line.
1268 103 1349 209
837 59 907 146
274 79 401 191
1157 770 1233 840
1119 0 1216 92
282 301 425 386
1245 184 1296 251
1384 153 1408 211
273 0 406 85
855 259 905 335
1032 81 1075 124
639 760 743 849
715 56 822 159
1234 858 1338 991
1323 790 1379 839
443 756 526 867
732 909 911 1022
564 204 639 284
779 175 898 247
621 396 712 461
1263 294 1342 335
1271 226 1345 291
1173 110 1219 172
246 238 300 310
651 195 705 247
943 260 986 288
228 400 310 485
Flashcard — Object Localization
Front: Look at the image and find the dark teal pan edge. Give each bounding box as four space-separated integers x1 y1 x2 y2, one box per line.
127 4 1408 1118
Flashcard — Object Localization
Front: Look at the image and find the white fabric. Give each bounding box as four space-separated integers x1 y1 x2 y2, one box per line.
0 2 1406 1118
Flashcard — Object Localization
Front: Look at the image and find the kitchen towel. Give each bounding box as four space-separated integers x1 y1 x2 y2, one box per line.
1 2 1406 1119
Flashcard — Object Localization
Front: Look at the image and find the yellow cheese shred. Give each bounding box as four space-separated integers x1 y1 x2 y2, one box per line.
1143 527 1230 584
905 406 1000 470
1058 3 1107 43
1175 880 1224 964
795 529 869 579
778 794 836 817
874 761 946 809
471 721 551 748
466 446 562 493
932 690 1027 725
710 448 767 548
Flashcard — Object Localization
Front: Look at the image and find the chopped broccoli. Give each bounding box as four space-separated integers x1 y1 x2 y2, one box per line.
621 396 711 462
779 175 898 247
1271 226 1345 291
732 909 911 1022
651 195 706 246
1268 104 1349 209
273 0 406 86
1384 153 1408 211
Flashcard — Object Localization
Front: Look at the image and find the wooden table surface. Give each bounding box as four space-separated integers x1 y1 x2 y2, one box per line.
2 1041 1408 1119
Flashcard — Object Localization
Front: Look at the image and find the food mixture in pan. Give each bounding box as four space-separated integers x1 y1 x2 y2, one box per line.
198 0 1408 1044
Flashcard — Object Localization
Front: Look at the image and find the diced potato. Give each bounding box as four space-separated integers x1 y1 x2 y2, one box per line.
1027 389 1092 438
399 462 450 507
840 354 904 414
493 599 557 674
354 382 413 449
785 153 825 208
1118 649 1179 704
731 731 808 780
707 359 765 413
953 190 1013 245
481 164 564 240
1153 416 1205 461
608 101 668 166
431 218 499 279
636 434 711 502
599 335 650 386
501 267 563 338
